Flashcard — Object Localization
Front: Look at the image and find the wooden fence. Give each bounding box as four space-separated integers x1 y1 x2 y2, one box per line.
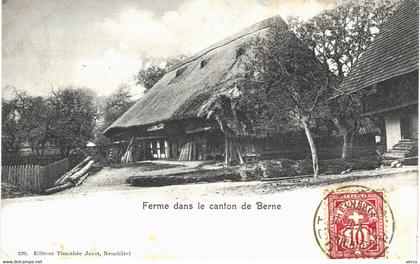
1 158 70 193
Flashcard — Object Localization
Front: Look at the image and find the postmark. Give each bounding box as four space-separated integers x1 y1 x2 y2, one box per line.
313 185 394 259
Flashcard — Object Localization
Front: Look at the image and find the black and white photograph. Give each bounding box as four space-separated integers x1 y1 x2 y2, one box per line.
1 0 418 263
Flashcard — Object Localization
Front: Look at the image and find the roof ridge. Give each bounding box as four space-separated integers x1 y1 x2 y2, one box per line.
168 15 287 72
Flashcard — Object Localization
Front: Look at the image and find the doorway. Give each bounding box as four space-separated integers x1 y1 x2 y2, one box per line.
401 112 418 139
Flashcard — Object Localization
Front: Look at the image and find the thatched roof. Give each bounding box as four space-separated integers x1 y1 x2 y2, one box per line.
339 0 419 94
104 16 289 137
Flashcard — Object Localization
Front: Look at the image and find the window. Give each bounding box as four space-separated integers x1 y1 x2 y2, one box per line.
149 140 169 159
149 142 157 158
236 46 246 58
200 59 208 68
175 66 187 78
169 66 188 85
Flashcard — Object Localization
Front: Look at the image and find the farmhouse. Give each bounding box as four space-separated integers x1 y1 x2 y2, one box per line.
104 16 333 163
339 0 418 163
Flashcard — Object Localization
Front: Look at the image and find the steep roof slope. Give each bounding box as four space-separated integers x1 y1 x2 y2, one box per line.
339 0 419 94
104 16 288 136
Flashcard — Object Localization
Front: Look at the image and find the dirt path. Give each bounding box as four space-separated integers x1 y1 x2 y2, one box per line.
60 160 221 194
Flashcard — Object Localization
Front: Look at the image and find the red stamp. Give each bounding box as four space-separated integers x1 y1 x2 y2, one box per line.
327 191 385 259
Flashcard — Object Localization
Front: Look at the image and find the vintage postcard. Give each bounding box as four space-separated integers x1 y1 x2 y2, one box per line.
1 0 418 263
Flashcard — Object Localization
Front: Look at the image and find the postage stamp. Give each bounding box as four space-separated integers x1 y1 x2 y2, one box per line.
327 191 385 258
314 185 394 259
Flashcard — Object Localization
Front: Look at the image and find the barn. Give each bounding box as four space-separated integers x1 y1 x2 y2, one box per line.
104 16 334 164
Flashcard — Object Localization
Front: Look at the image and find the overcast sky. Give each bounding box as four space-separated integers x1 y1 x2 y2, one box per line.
2 0 335 99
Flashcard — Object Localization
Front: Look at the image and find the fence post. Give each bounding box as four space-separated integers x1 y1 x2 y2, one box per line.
34 165 39 193
23 165 27 191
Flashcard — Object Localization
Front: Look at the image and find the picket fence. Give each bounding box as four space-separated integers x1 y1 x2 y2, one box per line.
1 158 70 193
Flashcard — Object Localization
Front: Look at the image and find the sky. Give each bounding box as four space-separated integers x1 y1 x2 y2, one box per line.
2 0 335 100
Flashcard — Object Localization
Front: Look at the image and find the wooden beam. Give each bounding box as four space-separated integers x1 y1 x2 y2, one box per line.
142 139 146 160
362 100 418 116
185 126 213 134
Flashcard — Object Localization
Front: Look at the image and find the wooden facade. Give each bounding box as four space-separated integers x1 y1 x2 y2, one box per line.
110 118 227 162
108 117 378 163
339 0 418 152
130 131 225 161
362 71 418 116
361 71 418 149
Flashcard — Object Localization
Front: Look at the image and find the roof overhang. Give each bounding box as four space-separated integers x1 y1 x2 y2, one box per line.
361 100 418 116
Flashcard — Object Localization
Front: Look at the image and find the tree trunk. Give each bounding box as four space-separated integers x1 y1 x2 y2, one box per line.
68 160 95 183
236 144 244 165
44 182 74 195
224 134 229 166
332 116 361 160
302 120 319 178
54 156 92 186
341 133 354 160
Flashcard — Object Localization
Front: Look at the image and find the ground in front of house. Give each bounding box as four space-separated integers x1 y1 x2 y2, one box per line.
57 159 416 196
2 159 416 198
1 166 417 261
60 160 224 194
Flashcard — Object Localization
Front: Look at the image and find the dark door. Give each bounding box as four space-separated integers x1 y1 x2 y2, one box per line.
401 112 418 139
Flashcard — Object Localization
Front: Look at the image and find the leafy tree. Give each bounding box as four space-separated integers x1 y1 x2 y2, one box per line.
25 97 55 156
103 83 134 125
235 21 333 177
94 83 134 145
2 89 54 158
2 86 100 159
2 98 25 158
50 86 99 157
135 56 186 92
288 0 399 159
